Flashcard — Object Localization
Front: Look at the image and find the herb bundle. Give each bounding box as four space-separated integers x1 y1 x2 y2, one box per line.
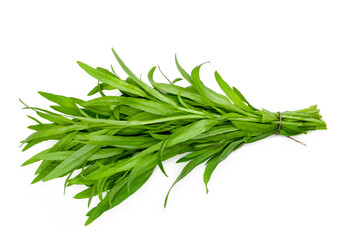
21 49 326 225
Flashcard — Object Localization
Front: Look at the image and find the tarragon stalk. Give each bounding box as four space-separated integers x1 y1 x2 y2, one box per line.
20 49 326 225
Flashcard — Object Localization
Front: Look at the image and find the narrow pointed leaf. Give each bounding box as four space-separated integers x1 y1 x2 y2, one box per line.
43 145 101 181
204 140 244 192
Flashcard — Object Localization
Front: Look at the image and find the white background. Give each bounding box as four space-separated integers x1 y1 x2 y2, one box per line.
1 0 341 239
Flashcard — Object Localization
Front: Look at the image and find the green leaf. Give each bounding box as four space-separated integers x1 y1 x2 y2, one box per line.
97 177 108 201
31 162 59 184
261 109 278 123
150 82 204 104
27 123 57 131
22 134 64 151
23 124 88 143
164 144 225 207
83 134 158 149
74 187 95 199
38 91 81 115
73 114 205 126
127 112 160 121
175 55 193 84
27 115 42 124
85 169 153 225
231 121 277 132
214 71 255 113
43 145 101 181
167 119 219 146
50 131 79 151
243 131 274 143
88 83 116 96
72 97 112 117
50 105 83 116
89 148 125 160
232 87 259 111
112 48 178 107
36 111 74 125
204 140 244 193
28 148 125 162
21 149 50 166
176 144 223 163
172 78 183 84
190 62 212 104
29 131 79 177
77 61 148 98
193 125 239 140
86 96 179 116
157 138 170 177
119 98 179 116
157 65 172 84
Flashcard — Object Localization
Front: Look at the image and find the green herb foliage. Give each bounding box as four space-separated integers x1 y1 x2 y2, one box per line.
20 49 326 225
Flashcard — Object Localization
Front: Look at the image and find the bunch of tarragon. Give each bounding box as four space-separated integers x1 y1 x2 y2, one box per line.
20 49 326 225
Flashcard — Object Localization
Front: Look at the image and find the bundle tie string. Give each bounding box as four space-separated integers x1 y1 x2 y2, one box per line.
276 111 306 146
276 111 282 135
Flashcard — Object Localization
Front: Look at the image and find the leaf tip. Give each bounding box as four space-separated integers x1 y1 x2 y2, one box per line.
37 91 46 97
111 48 120 59
159 164 168 177
164 192 170 208
19 98 30 108
84 219 91 226
77 61 88 69
21 162 28 167
174 54 180 65
214 70 221 79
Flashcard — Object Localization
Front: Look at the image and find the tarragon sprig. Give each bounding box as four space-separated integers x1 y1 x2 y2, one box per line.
20 48 326 225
